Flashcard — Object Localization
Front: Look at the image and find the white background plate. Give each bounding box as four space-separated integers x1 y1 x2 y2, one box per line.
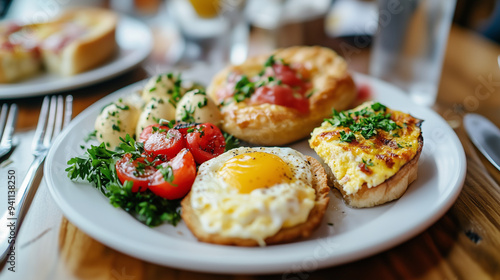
45 73 466 274
0 15 152 99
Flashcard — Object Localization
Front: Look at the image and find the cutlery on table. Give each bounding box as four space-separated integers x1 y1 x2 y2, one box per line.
0 95 73 263
464 113 500 172
0 104 18 160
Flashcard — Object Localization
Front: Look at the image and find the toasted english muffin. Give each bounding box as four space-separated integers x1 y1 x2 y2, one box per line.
181 150 330 247
309 102 423 208
207 46 356 146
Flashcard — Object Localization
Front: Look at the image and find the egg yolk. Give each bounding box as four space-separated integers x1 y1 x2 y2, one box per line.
218 152 294 193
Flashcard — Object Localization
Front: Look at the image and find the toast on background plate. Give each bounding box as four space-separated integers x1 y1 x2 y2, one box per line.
0 7 117 83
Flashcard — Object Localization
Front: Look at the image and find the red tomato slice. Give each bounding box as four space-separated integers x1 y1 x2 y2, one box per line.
143 128 185 160
173 123 197 135
138 124 161 143
251 85 310 114
272 64 303 87
185 123 226 164
115 154 157 192
149 149 196 200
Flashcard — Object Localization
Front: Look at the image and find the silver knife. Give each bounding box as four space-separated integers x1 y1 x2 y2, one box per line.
464 113 500 171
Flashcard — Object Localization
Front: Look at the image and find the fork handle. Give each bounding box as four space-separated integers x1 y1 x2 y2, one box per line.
0 155 45 262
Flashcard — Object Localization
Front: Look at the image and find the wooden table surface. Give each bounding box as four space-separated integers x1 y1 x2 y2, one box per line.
1 23 500 280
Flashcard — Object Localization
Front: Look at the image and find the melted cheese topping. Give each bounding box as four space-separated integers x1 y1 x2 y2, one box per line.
309 102 421 195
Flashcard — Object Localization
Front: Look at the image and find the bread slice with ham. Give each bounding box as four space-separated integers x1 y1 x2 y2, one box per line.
37 8 118 76
0 7 117 83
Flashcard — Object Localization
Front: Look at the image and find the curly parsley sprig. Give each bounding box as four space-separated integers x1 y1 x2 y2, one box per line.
65 134 181 227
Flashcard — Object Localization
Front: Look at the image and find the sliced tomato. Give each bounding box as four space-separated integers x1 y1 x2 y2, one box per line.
185 123 226 164
251 85 310 114
143 127 185 160
138 124 162 143
115 154 157 192
173 123 197 135
272 64 303 87
149 149 196 200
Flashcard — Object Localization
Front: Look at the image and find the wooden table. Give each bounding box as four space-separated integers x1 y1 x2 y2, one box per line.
1 23 500 280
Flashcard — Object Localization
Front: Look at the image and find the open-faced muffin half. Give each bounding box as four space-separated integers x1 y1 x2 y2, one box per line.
207 46 356 146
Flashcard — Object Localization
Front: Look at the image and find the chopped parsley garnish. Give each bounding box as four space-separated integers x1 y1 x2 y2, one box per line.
233 75 255 103
66 135 181 226
112 124 121 132
157 165 176 185
151 125 167 133
229 55 290 103
264 55 277 68
115 104 130 111
158 119 176 128
158 72 183 108
325 103 401 142
339 131 355 142
370 102 386 111
223 132 240 151
84 130 97 142
180 105 196 123
197 97 208 108
362 158 374 167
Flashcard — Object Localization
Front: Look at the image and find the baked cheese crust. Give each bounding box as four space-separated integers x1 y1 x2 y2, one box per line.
309 102 423 207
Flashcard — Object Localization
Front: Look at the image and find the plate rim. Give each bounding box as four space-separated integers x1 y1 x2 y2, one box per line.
0 15 152 99
44 72 467 274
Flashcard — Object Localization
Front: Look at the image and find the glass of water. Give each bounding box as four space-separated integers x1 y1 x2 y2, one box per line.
369 0 456 107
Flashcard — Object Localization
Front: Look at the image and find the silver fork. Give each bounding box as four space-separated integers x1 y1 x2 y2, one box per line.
0 95 73 262
0 103 18 160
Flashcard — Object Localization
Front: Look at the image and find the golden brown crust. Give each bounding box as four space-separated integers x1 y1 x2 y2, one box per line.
41 8 118 75
0 50 41 83
331 135 424 208
207 46 356 146
65 8 117 75
181 156 330 246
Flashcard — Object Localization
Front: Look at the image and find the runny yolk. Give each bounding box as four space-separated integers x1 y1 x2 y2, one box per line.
218 152 294 194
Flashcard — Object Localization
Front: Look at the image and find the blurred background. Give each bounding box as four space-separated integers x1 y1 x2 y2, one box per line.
2 0 499 63
1 0 499 111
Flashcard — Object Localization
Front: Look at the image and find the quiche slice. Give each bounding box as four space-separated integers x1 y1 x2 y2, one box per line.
309 102 423 208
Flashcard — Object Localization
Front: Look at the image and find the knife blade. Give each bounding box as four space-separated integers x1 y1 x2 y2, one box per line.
464 113 500 171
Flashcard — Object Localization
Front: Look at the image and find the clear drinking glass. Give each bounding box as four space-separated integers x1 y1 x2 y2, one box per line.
168 0 247 65
369 0 456 107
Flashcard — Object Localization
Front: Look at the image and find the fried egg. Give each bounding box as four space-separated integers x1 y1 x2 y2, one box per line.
189 147 316 246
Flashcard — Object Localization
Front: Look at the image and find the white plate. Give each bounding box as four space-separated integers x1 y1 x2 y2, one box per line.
0 15 152 99
45 73 466 274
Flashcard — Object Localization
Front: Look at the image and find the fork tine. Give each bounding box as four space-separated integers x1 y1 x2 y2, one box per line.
0 104 8 139
53 96 64 139
0 104 18 146
33 96 50 150
43 96 57 147
63 95 73 129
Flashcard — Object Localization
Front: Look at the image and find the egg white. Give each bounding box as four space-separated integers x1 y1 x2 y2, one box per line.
189 147 316 246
